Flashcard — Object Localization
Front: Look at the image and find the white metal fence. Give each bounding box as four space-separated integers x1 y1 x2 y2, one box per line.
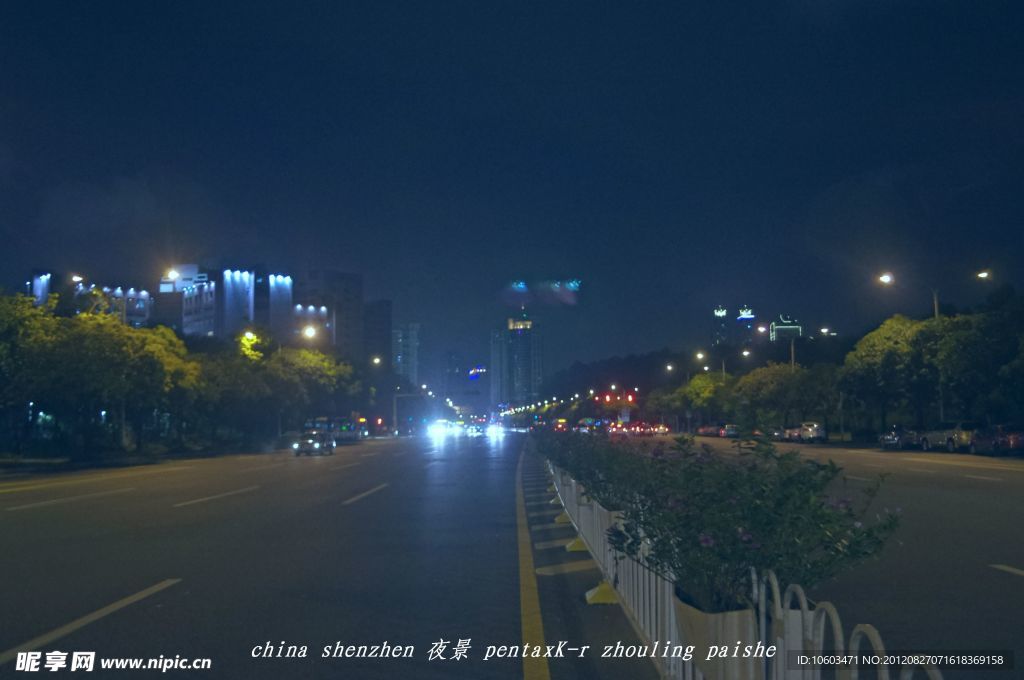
549 464 943 680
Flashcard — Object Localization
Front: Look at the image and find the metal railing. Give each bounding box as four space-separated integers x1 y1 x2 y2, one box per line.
549 464 943 680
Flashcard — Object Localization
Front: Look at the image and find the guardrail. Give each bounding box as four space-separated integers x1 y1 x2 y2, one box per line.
549 464 943 680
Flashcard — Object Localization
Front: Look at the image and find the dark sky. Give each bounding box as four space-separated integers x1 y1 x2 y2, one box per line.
2 1 1022 373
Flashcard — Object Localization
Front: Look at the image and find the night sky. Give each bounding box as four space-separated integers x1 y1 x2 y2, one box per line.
2 1 1022 373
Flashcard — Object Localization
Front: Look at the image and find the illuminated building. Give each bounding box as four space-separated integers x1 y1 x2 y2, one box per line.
295 270 363 361
712 305 729 345
153 264 216 336
392 323 421 386
254 273 294 341
490 311 543 408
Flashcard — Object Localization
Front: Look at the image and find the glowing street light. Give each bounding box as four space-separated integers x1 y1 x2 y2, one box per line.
878 272 894 285
757 325 767 334
977 270 992 279
665 363 674 372
696 352 705 360
70 274 84 283
167 269 180 281
741 349 751 357
703 366 710 372
243 331 256 340
820 327 830 335
421 384 428 390
302 325 317 339
371 356 382 365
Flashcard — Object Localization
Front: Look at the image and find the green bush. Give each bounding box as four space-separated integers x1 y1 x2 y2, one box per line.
532 432 899 613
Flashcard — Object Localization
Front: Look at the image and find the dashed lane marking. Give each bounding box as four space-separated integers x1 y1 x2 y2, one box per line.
6 487 136 511
990 564 1024 578
341 483 389 506
0 579 182 666
964 475 1002 482
173 485 260 507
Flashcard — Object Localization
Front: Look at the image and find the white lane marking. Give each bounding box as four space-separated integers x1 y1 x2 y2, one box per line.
904 457 1024 473
990 564 1024 578
240 463 285 472
342 483 389 506
6 487 136 512
361 451 379 457
331 463 361 472
0 578 182 666
173 485 260 507
964 475 1002 482
845 475 871 482
0 466 193 495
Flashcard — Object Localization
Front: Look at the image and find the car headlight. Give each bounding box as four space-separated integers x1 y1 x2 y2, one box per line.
292 442 299 449
314 442 320 449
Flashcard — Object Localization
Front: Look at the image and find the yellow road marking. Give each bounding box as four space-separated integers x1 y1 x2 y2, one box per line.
534 539 572 550
516 452 551 680
0 578 182 666
990 564 1024 578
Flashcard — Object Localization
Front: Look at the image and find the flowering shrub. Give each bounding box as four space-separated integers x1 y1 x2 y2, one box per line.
531 432 900 613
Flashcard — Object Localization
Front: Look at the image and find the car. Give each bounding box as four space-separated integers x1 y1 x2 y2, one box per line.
293 430 335 456
970 424 1024 455
719 423 738 438
919 421 982 452
783 425 802 441
697 423 723 436
879 424 919 450
799 422 827 443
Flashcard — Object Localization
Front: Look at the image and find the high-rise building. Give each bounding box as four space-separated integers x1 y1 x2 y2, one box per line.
363 300 393 371
254 273 294 341
392 323 421 386
295 270 363 361
153 265 216 336
712 305 729 345
490 312 543 408
216 268 256 338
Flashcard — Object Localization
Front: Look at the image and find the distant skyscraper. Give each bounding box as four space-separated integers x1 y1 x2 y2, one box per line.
363 300 393 370
295 270 364 361
490 311 543 408
712 305 729 345
392 323 421 386
216 268 256 338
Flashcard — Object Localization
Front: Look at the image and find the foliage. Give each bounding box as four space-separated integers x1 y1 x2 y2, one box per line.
533 432 899 613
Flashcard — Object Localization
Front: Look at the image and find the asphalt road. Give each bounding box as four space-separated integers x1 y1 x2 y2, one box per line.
0 434 655 680
696 435 1024 676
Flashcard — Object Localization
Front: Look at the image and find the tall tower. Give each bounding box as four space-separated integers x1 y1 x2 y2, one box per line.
490 310 543 408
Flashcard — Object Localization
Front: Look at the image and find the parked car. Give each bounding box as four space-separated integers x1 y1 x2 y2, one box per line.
969 424 1024 455
799 422 827 443
783 425 802 441
697 423 723 436
719 423 738 438
918 421 982 452
879 424 920 450
293 430 335 456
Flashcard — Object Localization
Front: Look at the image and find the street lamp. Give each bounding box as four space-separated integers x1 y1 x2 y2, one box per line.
371 356 382 365
302 325 317 339
741 349 751 357
70 274 84 284
695 352 705 360
878 272 894 285
665 363 674 372
243 331 256 341
166 269 180 281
